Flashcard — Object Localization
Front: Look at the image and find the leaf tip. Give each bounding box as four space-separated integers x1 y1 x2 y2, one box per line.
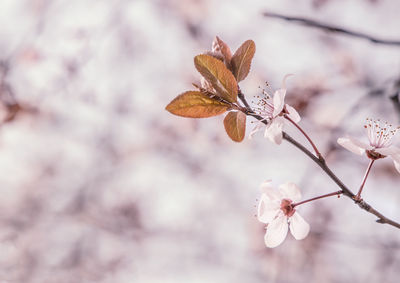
232 39 256 82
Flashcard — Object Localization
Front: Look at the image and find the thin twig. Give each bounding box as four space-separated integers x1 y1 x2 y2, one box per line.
238 93 400 230
355 160 375 201
262 11 400 47
292 190 342 208
284 114 324 160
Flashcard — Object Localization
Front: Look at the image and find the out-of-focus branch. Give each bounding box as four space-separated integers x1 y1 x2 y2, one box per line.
262 11 400 46
390 95 400 116
239 94 400 230
389 79 400 118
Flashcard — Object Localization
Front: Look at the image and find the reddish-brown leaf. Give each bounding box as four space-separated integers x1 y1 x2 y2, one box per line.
213 36 232 65
231 40 256 82
165 91 229 118
223 111 246 142
194 54 238 103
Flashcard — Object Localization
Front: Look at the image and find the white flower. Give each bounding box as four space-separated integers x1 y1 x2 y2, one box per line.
337 118 400 173
257 181 310 248
249 75 301 144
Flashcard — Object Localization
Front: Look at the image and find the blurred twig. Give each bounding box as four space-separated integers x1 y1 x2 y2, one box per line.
389 79 400 118
262 12 400 46
0 60 37 123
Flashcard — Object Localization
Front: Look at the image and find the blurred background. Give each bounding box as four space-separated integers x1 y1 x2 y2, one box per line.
0 0 400 282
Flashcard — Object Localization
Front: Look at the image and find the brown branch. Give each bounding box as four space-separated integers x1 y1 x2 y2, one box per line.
262 11 400 47
238 89 251 109
238 94 400 230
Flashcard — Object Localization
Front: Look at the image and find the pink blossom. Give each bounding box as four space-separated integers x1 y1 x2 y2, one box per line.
257 181 310 248
338 118 400 173
249 75 300 144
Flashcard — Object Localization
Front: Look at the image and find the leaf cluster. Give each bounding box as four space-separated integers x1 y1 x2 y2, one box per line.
165 37 256 142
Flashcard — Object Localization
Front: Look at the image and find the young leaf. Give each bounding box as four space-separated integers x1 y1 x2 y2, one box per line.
166 91 229 118
194 54 238 103
231 40 256 82
223 111 246 142
213 36 232 64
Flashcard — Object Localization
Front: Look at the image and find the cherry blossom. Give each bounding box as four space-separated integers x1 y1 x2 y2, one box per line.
337 118 400 173
257 181 310 248
249 75 301 144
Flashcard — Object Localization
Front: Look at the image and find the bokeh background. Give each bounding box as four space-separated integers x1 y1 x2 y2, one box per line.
1 0 400 282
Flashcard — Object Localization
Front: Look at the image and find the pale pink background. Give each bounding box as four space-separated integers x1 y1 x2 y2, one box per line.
0 0 399 282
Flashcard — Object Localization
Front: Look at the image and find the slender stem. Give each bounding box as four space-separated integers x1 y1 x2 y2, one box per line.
354 160 375 201
237 91 400 230
292 191 342 208
284 114 323 161
238 89 251 109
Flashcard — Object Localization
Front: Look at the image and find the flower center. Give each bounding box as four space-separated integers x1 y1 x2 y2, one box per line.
253 87 275 119
364 118 400 148
280 198 295 217
366 149 385 160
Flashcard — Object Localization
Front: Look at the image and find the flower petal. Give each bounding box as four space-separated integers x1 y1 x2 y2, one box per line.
264 214 288 248
264 116 284 145
374 146 400 156
278 182 301 202
391 152 400 163
272 75 293 117
394 159 400 174
272 89 286 117
289 212 310 240
388 153 400 174
285 104 301 123
337 137 371 155
249 122 264 139
260 181 282 200
257 194 280 224
349 137 373 150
